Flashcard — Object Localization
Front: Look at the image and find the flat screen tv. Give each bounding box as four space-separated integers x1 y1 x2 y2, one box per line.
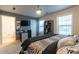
21 20 30 26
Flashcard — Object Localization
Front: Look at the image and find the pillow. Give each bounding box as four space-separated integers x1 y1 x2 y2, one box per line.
74 35 79 42
57 37 76 49
50 35 68 40
56 46 79 54
56 46 70 54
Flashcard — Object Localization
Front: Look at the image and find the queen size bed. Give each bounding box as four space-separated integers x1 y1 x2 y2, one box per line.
19 34 79 54
19 34 67 54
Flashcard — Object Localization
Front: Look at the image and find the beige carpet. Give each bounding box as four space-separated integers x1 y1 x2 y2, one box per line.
0 40 21 54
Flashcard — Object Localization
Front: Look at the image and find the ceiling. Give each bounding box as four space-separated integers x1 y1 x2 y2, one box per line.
0 5 73 18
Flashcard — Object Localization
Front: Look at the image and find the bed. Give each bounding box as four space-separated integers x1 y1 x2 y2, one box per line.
19 34 68 54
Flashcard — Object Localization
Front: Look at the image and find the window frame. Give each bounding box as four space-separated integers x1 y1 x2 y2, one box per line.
56 14 73 35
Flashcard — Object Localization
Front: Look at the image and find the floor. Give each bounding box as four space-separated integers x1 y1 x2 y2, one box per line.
0 40 21 54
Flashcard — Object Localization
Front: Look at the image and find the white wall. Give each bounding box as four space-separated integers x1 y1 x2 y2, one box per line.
0 16 2 44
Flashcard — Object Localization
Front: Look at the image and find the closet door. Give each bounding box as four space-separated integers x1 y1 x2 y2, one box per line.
31 20 37 37
39 20 44 36
2 15 16 45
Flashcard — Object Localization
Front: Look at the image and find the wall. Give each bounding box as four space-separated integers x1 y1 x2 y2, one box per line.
40 6 79 35
0 16 2 44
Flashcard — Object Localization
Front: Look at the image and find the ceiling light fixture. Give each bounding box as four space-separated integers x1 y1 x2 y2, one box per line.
35 5 42 15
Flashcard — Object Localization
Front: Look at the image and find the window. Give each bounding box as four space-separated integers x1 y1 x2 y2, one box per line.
57 14 72 35
39 20 44 35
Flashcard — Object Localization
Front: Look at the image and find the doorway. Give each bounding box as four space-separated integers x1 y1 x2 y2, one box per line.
2 15 16 45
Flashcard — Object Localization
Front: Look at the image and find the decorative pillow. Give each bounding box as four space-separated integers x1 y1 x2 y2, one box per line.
57 37 76 49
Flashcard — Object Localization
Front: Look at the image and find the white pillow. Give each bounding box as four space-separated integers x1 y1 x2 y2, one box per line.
57 37 76 49
74 35 79 41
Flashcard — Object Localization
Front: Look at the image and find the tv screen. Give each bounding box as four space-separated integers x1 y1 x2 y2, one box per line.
21 20 30 26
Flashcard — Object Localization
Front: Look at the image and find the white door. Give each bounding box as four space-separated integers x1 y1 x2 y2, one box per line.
2 15 16 45
31 20 37 37
39 20 44 36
